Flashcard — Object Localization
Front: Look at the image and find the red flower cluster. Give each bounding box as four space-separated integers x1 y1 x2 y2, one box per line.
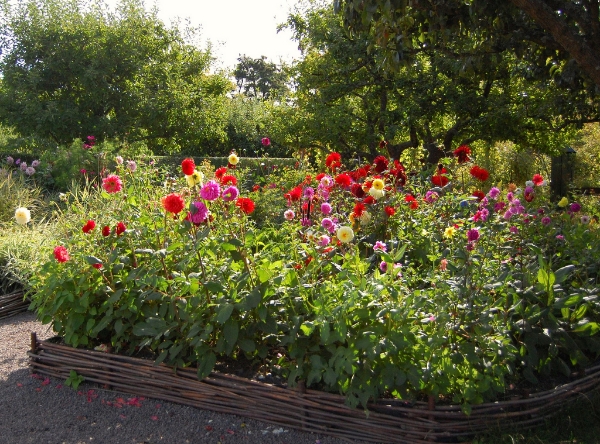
470 165 489 182
472 190 485 201
82 220 96 234
351 183 365 198
102 225 111 236
453 145 471 164
384 206 396 216
325 152 341 171
220 175 237 186
373 156 389 173
116 222 126 235
532 174 544 186
181 158 195 176
405 195 419 210
162 193 185 214
235 197 255 215
431 174 449 187
388 160 407 187
53 246 70 263
215 167 228 180
335 173 352 188
284 186 302 202
353 202 365 217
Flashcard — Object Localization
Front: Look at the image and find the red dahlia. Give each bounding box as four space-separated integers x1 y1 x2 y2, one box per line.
472 190 485 201
215 167 228 180
53 246 70 263
350 183 365 198
353 202 365 217
373 155 389 173
453 145 471 164
82 220 96 234
220 175 238 186
431 175 449 187
284 186 302 202
363 196 375 205
162 193 185 214
236 197 255 214
325 152 342 171
116 222 126 235
469 165 489 182
532 174 544 186
334 173 352 188
181 158 195 176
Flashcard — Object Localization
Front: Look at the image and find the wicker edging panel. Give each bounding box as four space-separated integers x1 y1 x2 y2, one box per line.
0 291 28 320
28 334 600 444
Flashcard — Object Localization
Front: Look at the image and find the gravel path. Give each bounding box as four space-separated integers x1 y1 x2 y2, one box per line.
0 312 369 444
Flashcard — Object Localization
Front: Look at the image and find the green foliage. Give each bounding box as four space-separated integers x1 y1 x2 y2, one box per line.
233 55 290 101
572 124 600 188
281 2 581 163
0 0 230 152
64 369 84 390
334 1 600 91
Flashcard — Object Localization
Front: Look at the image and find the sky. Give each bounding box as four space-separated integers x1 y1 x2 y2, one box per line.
106 0 303 70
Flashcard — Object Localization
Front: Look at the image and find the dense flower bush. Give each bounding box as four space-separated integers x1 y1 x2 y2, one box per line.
27 150 600 412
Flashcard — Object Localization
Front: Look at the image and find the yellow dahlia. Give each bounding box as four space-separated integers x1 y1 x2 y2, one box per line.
336 226 355 243
228 153 239 166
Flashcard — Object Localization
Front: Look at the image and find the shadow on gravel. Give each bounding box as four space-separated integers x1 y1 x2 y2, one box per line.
0 312 364 444
0 367 354 444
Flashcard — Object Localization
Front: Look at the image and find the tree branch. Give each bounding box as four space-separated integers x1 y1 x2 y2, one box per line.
509 0 600 87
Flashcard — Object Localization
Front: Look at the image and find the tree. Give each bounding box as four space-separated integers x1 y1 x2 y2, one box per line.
279 2 579 163
0 0 231 153
233 55 289 101
334 0 600 94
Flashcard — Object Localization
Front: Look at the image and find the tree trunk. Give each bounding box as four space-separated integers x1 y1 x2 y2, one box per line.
509 0 600 88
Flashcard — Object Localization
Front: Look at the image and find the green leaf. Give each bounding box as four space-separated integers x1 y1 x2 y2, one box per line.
572 321 600 336
204 281 224 294
155 349 169 365
238 339 256 353
537 268 555 287
554 265 576 284
300 322 315 336
85 256 103 265
106 288 124 304
242 288 262 310
256 267 272 283
197 352 217 380
216 304 234 324
223 319 239 355
92 315 112 335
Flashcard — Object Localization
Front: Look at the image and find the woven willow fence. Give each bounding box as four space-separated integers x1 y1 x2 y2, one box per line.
0 291 28 319
29 333 600 443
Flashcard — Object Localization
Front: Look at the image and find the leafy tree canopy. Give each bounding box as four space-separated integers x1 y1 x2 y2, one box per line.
334 1 600 94
277 1 584 162
0 0 231 153
233 55 290 101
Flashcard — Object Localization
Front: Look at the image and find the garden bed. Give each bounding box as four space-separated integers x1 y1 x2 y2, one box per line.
28 333 600 444
0 291 28 320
